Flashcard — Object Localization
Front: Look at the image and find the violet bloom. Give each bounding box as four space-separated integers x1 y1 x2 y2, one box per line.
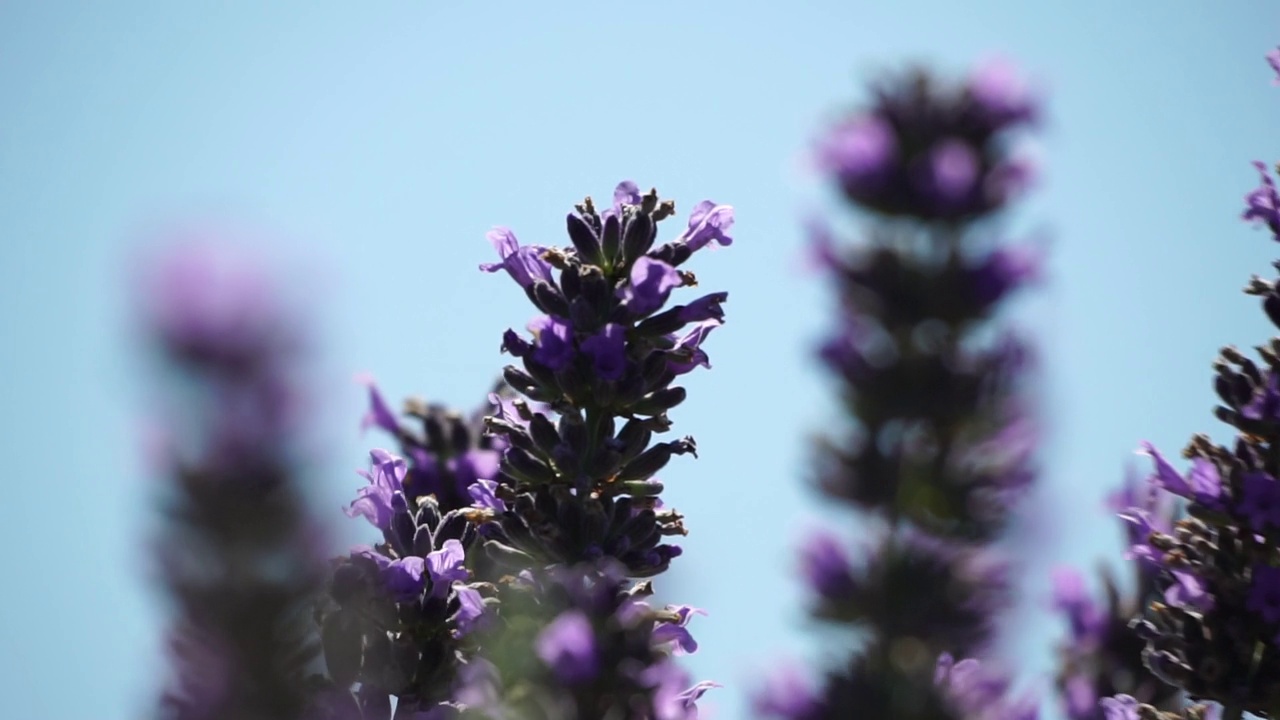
530 314 575 370
1244 161 1280 233
344 449 408 530
621 257 682 317
677 200 735 252
479 227 553 289
1269 48 1280 85
651 605 705 655
535 610 599 685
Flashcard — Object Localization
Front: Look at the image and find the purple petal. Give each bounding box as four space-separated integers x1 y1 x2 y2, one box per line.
679 200 735 252
535 610 598 685
580 324 627 380
620 257 681 317
356 374 400 436
426 539 468 598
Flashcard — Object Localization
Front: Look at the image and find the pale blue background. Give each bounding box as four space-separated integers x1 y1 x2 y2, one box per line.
1 3 1277 718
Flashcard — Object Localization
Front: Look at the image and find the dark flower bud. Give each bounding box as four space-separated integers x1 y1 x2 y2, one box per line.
502 365 555 403
622 213 656 265
615 419 653 464
531 279 572 318
529 413 563 457
630 387 687 416
601 213 622 264
505 446 559 485
566 213 604 266
617 437 697 482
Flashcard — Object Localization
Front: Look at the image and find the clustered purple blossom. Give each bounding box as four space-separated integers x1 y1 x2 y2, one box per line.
459 181 728 718
756 61 1041 720
1104 48 1280 720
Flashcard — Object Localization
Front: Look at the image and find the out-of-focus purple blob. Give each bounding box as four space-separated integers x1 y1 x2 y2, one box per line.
967 57 1039 129
817 115 897 192
752 664 822 720
451 449 500 488
1099 695 1141 720
800 531 857 601
969 245 1041 309
1051 567 1106 646
581 323 628 380
923 139 980 203
479 227 554 289
141 238 285 364
620 257 682 317
534 609 599 685
1268 48 1280 85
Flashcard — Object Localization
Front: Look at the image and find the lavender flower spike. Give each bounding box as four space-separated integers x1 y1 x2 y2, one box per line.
761 59 1042 720
1117 47 1280 720
138 235 326 720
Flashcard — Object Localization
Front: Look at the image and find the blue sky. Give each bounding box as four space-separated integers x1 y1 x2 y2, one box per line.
1 3 1277 718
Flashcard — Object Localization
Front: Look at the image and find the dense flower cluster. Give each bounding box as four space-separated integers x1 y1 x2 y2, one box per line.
755 60 1041 720
460 181 729 717
1109 49 1280 720
140 239 327 720
134 40 1280 720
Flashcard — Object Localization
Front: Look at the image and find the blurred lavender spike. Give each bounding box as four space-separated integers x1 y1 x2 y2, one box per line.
139 235 333 720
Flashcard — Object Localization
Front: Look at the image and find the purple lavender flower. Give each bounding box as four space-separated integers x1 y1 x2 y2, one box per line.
479 227 554 290
479 182 727 578
1115 49 1280 720
1243 161 1280 236
1268 48 1280 85
621 257 683 316
344 448 408 530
